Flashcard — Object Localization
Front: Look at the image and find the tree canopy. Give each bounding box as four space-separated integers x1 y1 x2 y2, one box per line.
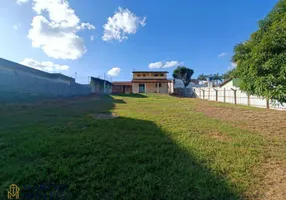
173 66 194 88
232 0 286 103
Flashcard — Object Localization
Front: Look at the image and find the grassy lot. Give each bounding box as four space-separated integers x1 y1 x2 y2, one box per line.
0 94 285 199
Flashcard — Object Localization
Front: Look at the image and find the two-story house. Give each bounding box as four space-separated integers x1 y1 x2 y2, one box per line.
131 71 173 93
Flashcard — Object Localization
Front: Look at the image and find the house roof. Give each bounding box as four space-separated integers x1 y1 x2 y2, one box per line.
219 78 241 87
190 79 200 84
131 79 172 83
112 81 132 86
132 71 169 73
90 77 113 85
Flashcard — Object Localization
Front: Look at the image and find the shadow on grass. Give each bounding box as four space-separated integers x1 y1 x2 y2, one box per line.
0 95 240 200
113 93 147 98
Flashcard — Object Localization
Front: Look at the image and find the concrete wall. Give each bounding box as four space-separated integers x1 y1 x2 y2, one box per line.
0 58 91 103
193 86 286 111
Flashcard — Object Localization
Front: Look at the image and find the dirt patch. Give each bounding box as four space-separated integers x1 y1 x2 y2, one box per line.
93 113 118 120
208 132 231 142
256 160 286 200
194 100 286 138
194 99 286 199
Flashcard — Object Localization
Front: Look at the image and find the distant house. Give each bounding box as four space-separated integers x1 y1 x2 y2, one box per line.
90 77 113 94
112 82 132 94
131 71 173 93
219 78 241 89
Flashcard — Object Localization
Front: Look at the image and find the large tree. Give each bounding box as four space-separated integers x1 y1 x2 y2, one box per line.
173 66 194 88
232 0 286 103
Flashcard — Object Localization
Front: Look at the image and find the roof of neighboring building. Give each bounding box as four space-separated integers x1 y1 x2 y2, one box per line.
190 79 200 84
219 78 241 87
219 78 232 87
131 79 172 83
112 81 132 86
132 71 169 73
90 77 113 85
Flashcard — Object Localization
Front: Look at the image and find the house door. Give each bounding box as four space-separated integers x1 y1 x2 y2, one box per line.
139 84 145 93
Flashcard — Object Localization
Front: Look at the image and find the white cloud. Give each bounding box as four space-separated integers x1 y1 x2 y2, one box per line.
107 67 121 77
21 58 69 72
163 61 180 68
102 7 146 42
13 24 21 30
17 0 29 5
148 60 181 69
231 62 237 68
24 0 95 60
90 35 95 41
148 61 163 69
228 62 238 70
218 52 227 58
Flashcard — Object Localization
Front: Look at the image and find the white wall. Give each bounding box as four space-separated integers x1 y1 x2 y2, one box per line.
193 87 286 111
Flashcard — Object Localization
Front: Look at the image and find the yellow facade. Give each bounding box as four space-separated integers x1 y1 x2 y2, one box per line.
132 83 169 93
132 72 167 80
131 71 172 94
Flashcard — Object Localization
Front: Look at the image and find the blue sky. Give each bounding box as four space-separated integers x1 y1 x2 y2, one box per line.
0 0 278 83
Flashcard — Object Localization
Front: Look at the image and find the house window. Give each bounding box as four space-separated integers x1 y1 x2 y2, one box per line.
156 83 162 87
137 74 141 77
154 74 158 77
160 74 164 77
143 74 146 77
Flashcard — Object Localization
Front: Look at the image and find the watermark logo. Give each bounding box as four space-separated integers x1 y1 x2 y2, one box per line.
8 184 20 199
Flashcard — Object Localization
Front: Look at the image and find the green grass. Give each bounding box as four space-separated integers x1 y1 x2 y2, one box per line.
0 94 266 199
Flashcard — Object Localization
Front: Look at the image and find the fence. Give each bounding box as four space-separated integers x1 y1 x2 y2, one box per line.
193 87 286 111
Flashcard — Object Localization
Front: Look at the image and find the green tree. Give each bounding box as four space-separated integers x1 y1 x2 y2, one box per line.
173 66 194 88
232 0 286 103
197 73 207 81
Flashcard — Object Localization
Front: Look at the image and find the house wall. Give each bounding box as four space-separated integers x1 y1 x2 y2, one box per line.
132 83 140 93
0 58 90 103
168 82 174 93
124 86 132 94
133 72 167 80
132 83 169 93
90 79 112 94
